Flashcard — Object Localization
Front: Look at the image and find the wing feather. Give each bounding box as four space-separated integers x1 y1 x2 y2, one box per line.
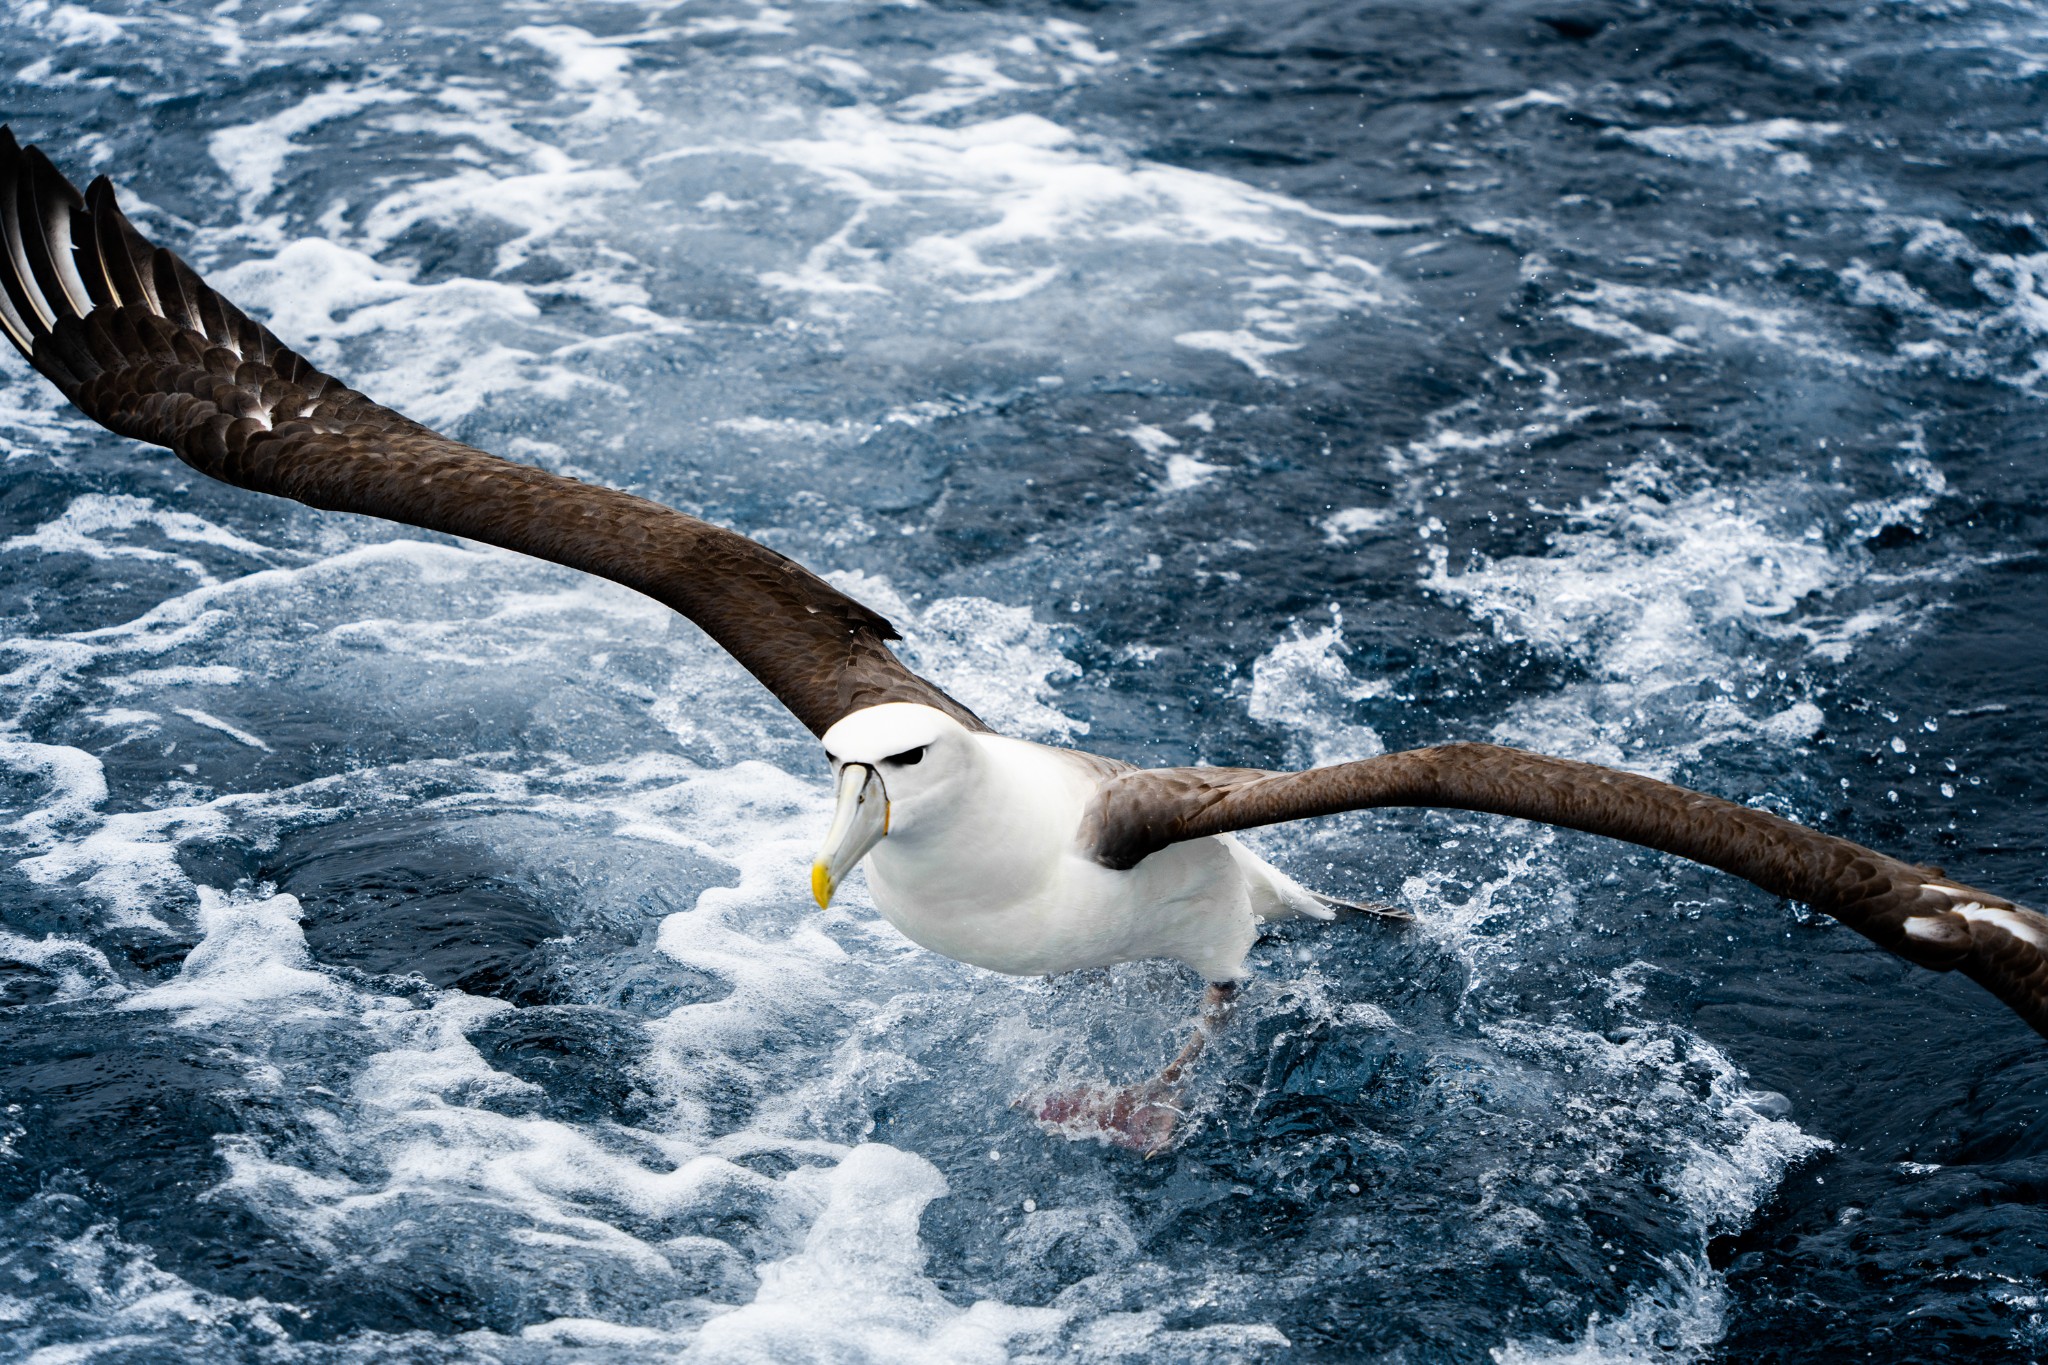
85 176 160 314
1083 742 2048 1038
0 130 984 739
20 146 92 322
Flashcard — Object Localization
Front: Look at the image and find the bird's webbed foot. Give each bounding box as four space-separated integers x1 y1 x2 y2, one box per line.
1022 982 1237 1157
1028 1079 1185 1156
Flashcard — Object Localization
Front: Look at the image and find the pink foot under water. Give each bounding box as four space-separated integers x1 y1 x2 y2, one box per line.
1026 1081 1186 1155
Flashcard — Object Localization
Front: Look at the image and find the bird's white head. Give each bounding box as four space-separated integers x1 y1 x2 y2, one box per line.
811 702 979 908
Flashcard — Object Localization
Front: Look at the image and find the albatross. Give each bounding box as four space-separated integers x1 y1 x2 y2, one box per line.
1 131 2043 1153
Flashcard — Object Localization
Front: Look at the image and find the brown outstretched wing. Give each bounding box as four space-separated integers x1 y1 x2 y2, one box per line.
0 129 985 739
1082 743 2048 1038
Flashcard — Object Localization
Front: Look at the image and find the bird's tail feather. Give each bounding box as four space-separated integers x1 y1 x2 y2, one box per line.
1309 890 1413 922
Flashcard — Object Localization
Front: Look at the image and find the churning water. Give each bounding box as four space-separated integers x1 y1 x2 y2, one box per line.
0 0 2045 1360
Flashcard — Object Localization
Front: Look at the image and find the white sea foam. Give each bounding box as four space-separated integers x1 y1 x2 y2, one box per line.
1122 423 1178 456
512 25 649 125
898 51 1034 120
1 1216 293 1357
121 888 342 1024
696 1144 1061 1362
2 494 277 586
1246 617 1387 766
674 5 797 41
0 738 107 839
86 706 157 728
1122 420 1224 489
1380 360 1595 487
718 103 1404 363
217 238 611 425
24 751 799 1320
11 783 237 928
1173 328 1305 378
894 18 1116 121
171 707 273 751
1160 452 1224 491
26 1 134 46
1845 215 2048 388
1493 89 1570 114
208 82 409 218
716 415 865 444
1420 459 1869 770
359 160 639 277
828 573 1086 741
0 380 83 457
1619 118 1842 169
104 665 247 697
1492 1258 1727 1364
0 539 456 723
1320 506 1396 543
1487 1022 1828 1364
1427 466 1837 672
192 65 659 432
0 927 119 1001
1556 280 1856 367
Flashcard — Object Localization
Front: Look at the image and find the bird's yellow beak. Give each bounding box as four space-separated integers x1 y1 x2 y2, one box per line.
811 762 889 908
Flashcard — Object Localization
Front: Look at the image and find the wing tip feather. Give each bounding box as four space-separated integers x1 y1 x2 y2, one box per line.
0 126 100 377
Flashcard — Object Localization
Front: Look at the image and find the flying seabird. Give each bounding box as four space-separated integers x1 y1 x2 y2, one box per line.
1 131 2043 1153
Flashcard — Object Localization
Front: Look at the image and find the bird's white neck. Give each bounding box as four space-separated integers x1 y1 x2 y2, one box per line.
860 734 1100 967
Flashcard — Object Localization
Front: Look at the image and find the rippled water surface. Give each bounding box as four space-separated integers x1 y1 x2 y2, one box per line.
1 0 2046 1360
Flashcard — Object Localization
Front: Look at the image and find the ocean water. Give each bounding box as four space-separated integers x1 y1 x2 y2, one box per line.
0 0 2045 1359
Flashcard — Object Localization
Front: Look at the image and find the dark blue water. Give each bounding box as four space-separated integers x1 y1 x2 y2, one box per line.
1 0 2045 1359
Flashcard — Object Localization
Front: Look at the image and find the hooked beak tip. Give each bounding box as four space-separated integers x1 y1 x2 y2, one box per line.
813 760 887 910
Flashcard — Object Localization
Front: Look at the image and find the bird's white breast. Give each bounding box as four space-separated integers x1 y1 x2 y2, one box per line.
861 734 1267 982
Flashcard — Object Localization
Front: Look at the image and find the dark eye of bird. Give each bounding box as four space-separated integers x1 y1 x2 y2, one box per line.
885 745 927 766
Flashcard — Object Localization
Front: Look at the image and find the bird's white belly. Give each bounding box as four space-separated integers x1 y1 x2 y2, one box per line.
865 835 1262 981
